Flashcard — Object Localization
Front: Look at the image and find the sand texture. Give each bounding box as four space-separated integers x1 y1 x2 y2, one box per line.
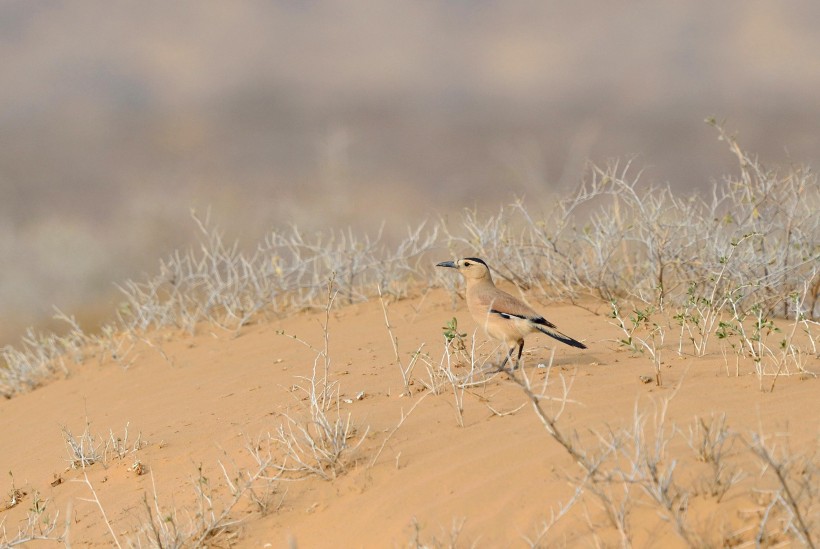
1 288 818 548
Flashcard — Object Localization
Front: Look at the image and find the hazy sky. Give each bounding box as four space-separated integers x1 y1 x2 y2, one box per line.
2 0 819 339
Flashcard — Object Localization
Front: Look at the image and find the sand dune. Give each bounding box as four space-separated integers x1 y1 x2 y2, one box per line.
1 288 817 547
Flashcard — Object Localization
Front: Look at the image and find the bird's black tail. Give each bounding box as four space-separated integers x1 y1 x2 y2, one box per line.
534 325 587 349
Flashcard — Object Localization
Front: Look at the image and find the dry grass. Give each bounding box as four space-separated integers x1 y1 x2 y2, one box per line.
4 122 817 399
504 358 819 547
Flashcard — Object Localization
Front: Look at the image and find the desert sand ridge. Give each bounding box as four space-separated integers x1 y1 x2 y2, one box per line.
1 287 818 547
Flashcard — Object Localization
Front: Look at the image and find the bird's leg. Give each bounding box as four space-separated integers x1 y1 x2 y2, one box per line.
497 340 524 372
497 346 515 372
513 339 524 370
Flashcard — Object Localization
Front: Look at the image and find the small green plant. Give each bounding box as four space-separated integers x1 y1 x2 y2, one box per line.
610 301 666 385
0 473 60 545
610 302 654 352
442 317 467 351
29 490 46 515
4 471 25 511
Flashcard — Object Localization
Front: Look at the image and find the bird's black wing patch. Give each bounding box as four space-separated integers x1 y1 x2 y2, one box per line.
490 309 519 320
530 315 558 329
489 309 556 328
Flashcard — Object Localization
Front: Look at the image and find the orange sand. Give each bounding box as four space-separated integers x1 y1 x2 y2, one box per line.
1 289 817 547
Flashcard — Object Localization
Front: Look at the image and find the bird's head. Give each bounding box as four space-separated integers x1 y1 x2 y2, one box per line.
435 257 492 281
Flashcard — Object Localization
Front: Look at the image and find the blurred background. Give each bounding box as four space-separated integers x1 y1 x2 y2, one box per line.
2 1 819 345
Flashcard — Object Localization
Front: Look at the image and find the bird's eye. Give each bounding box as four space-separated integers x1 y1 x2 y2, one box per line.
463 261 471 266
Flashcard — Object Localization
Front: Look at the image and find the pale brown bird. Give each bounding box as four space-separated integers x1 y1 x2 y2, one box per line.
437 257 586 370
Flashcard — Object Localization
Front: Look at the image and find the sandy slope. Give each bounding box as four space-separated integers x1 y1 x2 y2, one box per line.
1 288 818 547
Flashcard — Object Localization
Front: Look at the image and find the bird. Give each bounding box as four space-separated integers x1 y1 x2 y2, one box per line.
436 257 586 370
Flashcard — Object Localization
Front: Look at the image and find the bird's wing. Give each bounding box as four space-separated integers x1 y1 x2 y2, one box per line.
485 290 558 329
490 309 558 329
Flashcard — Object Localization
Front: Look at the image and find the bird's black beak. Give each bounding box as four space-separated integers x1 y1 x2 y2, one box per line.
436 260 457 269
